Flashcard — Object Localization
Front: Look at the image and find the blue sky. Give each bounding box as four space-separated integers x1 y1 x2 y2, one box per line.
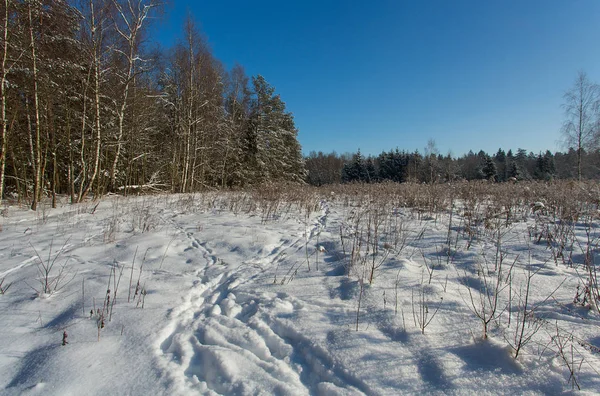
154 1 600 157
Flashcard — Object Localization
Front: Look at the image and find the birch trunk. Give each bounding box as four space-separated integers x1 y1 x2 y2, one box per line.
28 3 42 211
0 0 9 200
81 0 102 201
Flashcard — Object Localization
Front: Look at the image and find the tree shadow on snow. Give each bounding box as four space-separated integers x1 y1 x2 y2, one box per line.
587 336 600 356
43 304 79 330
450 339 522 375
569 251 600 268
325 264 346 277
416 351 453 391
458 275 486 292
378 323 409 344
330 278 358 301
6 344 60 389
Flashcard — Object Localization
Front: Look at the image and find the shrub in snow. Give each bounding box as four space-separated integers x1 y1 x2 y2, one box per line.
0 277 12 294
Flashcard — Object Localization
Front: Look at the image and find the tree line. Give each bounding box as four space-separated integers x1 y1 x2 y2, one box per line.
305 147 600 186
0 0 306 209
306 71 600 186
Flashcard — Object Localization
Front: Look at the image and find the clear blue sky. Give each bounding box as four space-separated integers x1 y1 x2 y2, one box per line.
154 0 600 157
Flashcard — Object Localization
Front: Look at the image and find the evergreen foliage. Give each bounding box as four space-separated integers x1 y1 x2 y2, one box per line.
534 151 556 181
481 155 498 181
306 147 600 185
247 75 306 184
342 150 368 183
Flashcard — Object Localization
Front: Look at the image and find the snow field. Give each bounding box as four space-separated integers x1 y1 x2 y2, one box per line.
0 187 599 395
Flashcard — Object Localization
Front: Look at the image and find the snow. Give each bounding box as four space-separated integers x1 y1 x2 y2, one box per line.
0 191 599 395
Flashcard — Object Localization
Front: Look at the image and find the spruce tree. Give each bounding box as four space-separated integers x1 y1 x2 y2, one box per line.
515 149 531 180
534 150 556 181
481 155 498 181
365 157 377 182
507 162 520 179
494 148 506 181
342 150 367 183
248 75 306 183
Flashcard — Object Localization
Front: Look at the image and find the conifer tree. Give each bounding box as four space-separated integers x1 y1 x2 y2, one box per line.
248 75 305 183
365 157 377 182
481 155 498 181
342 150 367 183
534 150 556 181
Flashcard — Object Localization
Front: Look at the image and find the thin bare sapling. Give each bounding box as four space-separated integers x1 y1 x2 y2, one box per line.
30 238 76 295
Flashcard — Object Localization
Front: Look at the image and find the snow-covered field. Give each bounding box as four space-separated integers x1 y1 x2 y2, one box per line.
1 185 599 395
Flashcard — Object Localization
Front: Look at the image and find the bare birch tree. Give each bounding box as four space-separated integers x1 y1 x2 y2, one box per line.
0 0 11 200
78 0 112 201
108 0 160 191
27 0 42 210
561 71 600 181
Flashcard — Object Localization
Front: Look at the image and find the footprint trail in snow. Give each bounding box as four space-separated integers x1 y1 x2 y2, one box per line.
155 205 366 395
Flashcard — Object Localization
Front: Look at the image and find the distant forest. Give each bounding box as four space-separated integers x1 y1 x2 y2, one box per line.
305 147 600 186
